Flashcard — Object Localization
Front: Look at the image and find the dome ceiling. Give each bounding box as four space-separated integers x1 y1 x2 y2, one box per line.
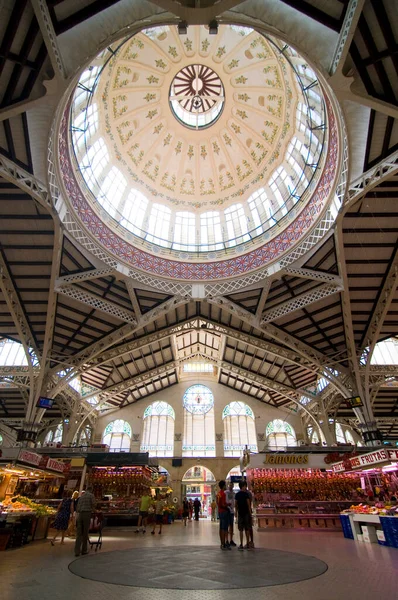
96 25 299 210
55 23 344 282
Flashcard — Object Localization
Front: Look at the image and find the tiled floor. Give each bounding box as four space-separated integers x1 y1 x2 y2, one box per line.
1 520 398 600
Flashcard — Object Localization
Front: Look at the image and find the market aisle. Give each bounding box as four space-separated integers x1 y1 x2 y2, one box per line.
0 520 397 600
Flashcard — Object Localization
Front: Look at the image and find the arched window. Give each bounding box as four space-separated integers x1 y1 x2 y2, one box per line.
222 402 258 457
45 423 63 445
103 419 132 452
141 401 175 457
75 426 92 447
266 419 296 449
335 422 346 444
345 430 355 445
182 384 215 457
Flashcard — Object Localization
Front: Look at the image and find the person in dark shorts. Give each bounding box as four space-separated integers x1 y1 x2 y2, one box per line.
235 480 251 550
216 480 231 550
151 494 166 535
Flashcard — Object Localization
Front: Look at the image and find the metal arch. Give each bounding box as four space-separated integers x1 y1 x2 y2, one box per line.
0 250 41 418
207 295 351 394
334 223 370 423
29 225 64 423
31 0 67 81
261 282 343 323
0 154 52 211
48 295 190 394
344 149 398 212
55 284 138 325
55 268 116 286
329 0 366 75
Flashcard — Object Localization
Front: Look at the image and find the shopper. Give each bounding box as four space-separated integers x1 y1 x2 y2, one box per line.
135 491 152 533
151 494 166 535
217 480 230 550
188 499 193 520
51 490 73 545
246 486 255 548
193 497 201 521
74 486 96 557
235 480 251 550
67 490 80 538
211 498 217 521
225 481 236 546
182 496 189 526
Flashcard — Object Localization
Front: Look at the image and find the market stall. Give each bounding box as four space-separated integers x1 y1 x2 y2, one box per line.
85 452 158 526
333 448 398 548
246 452 360 531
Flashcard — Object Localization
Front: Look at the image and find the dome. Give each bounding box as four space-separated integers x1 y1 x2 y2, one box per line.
54 24 345 283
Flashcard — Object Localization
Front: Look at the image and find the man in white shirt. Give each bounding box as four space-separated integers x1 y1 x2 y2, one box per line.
225 481 236 547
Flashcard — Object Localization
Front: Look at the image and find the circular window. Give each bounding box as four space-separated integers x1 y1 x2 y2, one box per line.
183 384 214 414
169 64 224 129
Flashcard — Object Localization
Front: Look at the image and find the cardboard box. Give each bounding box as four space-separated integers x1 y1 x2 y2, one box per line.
363 532 377 543
357 534 364 542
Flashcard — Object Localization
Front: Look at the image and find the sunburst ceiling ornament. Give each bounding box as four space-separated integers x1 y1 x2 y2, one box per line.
169 64 224 129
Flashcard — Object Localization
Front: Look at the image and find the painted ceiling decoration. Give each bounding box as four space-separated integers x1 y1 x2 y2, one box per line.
54 24 344 279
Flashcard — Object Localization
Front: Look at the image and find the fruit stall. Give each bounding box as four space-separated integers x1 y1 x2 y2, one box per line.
0 495 56 550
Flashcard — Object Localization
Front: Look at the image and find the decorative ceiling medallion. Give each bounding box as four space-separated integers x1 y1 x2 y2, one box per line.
169 64 224 129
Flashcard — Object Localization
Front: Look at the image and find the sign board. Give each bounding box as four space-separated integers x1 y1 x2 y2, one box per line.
230 475 245 483
45 457 65 473
85 452 150 466
388 449 398 461
331 449 391 472
247 453 328 470
18 449 42 467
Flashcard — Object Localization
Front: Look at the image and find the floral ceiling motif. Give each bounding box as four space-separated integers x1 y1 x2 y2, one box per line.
97 25 298 210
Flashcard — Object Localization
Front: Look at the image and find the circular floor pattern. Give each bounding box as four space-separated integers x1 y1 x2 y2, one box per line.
69 545 328 589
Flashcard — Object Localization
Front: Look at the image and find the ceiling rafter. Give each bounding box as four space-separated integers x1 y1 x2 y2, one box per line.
55 284 138 325
330 0 366 75
31 0 66 81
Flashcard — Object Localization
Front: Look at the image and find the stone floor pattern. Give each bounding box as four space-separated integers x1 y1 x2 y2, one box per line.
1 520 398 600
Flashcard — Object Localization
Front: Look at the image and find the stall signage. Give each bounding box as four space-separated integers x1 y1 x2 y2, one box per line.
45 458 65 473
388 449 398 461
18 449 42 467
85 452 150 466
331 461 345 473
263 454 309 465
331 449 389 472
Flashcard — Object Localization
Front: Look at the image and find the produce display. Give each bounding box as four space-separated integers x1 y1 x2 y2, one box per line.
249 469 361 501
1 496 56 516
342 503 398 516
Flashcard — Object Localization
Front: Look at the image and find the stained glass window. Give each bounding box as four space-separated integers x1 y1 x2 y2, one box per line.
222 402 257 457
141 402 175 457
183 385 215 456
103 419 132 451
266 419 296 449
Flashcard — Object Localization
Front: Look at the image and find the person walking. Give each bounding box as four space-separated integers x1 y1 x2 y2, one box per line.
193 497 201 521
225 481 236 547
188 499 193 520
135 491 152 533
182 497 189 526
51 490 73 545
235 480 251 550
151 494 166 535
217 480 230 550
211 498 217 522
74 486 96 557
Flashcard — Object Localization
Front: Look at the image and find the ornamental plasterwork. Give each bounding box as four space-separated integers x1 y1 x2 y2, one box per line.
96 25 299 210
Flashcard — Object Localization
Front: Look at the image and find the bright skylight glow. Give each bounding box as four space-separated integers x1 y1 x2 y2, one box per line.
0 339 28 366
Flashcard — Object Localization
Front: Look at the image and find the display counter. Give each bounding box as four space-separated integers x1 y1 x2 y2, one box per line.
94 499 140 526
340 513 398 548
257 501 352 531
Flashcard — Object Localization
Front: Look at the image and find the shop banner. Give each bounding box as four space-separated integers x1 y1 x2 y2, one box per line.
388 449 398 461
331 449 390 472
45 457 65 473
247 453 328 470
18 449 42 467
